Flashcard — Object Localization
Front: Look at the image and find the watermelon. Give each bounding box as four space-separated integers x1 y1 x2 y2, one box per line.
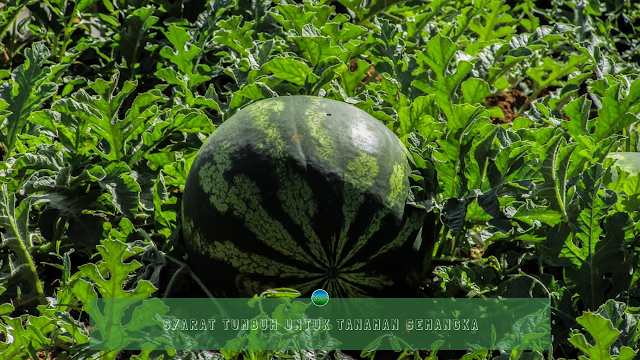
181 95 434 298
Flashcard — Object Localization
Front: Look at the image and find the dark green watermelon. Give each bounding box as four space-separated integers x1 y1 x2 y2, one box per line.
182 96 434 297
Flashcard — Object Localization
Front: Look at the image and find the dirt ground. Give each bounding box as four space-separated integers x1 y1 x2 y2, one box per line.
483 88 528 124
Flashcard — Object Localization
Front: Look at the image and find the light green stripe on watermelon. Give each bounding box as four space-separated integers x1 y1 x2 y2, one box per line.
212 240 318 278
335 152 379 264
197 143 322 268
198 143 233 214
345 152 379 190
372 211 423 260
182 217 204 254
304 100 334 162
226 174 322 268
337 208 388 269
276 167 330 266
388 162 408 207
248 99 287 159
186 217 322 280
344 211 422 273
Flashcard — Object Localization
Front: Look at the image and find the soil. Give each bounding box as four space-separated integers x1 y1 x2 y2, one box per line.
483 88 528 124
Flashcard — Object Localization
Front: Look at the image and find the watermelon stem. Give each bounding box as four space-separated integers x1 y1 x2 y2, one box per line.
435 227 449 258
163 254 214 297
162 259 187 299
163 254 230 318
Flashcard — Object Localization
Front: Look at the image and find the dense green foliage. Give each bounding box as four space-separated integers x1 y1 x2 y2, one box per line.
0 0 639 359
182 95 432 298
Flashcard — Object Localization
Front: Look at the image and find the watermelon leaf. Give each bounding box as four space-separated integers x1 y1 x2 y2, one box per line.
468 0 517 42
135 106 214 166
117 6 159 82
462 78 493 105
569 312 638 360
153 173 179 241
565 183 633 310
607 152 640 175
413 35 472 120
77 239 156 299
52 72 167 165
532 131 576 221
265 57 315 86
259 288 301 298
592 77 640 143
96 162 141 219
596 300 640 354
213 15 255 57
0 42 57 156
0 186 45 306
545 162 636 310
396 95 439 139
159 24 210 89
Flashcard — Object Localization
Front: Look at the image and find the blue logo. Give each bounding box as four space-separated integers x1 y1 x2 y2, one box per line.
311 289 329 306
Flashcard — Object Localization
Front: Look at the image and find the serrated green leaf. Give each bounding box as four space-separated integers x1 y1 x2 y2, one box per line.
434 105 490 199
596 300 640 354
397 95 438 138
213 15 256 57
527 54 586 90
98 162 141 218
561 164 635 310
564 94 592 139
0 0 30 42
513 206 563 227
336 0 408 25
118 6 158 76
605 156 640 213
54 72 165 165
413 35 472 119
165 157 193 191
77 239 156 299
289 29 347 66
153 173 178 239
266 57 313 86
0 186 45 305
339 58 373 97
467 123 498 192
126 298 169 332
532 133 576 219
0 316 47 358
570 311 638 360
160 24 210 88
71 278 98 313
607 152 640 175
468 0 516 41
593 78 640 143
0 303 14 316
272 4 315 34
462 78 492 105
0 42 57 155
417 34 457 80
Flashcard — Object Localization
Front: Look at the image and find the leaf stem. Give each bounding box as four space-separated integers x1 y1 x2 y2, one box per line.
434 226 450 258
164 254 230 318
